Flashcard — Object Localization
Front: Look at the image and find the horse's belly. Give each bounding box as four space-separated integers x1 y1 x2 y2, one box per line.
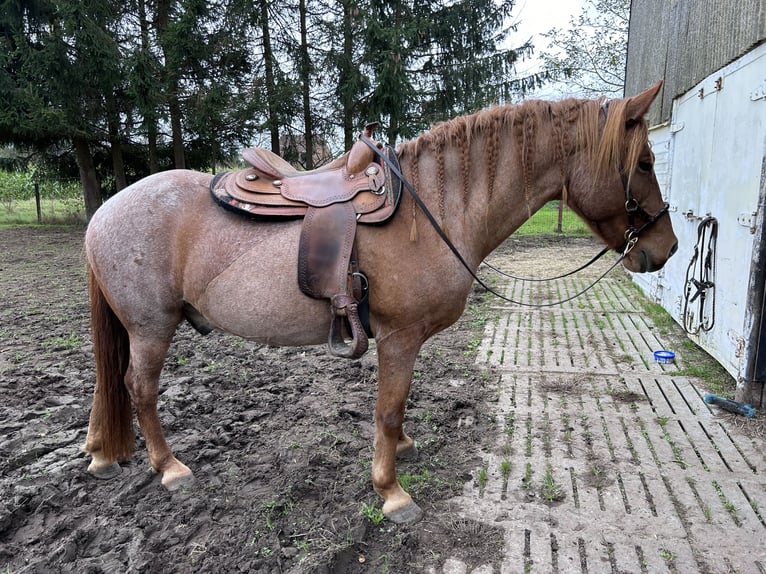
193 245 330 346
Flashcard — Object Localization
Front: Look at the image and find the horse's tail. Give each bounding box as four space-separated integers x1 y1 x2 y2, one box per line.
88 265 134 461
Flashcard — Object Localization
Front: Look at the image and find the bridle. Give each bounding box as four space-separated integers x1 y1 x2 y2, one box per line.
360 115 670 307
619 170 670 257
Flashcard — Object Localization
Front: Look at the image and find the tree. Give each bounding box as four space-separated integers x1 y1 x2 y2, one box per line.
0 0 126 217
1 0 543 218
363 0 541 142
539 0 629 97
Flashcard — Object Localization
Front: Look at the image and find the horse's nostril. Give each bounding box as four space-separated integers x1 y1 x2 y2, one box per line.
669 241 679 258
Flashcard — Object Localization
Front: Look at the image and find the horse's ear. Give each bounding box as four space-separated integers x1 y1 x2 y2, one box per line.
625 80 663 123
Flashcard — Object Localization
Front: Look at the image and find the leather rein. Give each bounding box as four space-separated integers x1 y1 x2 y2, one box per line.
360 134 669 308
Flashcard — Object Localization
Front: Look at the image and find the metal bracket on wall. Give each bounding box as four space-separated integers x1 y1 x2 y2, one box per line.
751 79 766 101
738 211 758 233
670 122 685 133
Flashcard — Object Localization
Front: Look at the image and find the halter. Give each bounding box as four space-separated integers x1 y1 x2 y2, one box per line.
360 115 670 307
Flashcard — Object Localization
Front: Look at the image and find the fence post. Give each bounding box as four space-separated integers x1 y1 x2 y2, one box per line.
35 182 41 224
557 200 564 233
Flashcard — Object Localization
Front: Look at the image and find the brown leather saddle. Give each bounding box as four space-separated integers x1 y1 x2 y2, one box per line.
210 124 401 359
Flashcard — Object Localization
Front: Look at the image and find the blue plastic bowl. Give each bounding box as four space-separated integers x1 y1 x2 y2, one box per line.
654 350 675 364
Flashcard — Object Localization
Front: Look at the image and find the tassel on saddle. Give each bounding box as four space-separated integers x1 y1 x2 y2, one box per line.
210 124 401 359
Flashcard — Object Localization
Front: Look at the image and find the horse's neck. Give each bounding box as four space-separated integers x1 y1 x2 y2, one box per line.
401 112 565 264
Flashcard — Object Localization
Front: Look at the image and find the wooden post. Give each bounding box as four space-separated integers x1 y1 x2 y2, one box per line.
35 183 41 224
557 200 564 233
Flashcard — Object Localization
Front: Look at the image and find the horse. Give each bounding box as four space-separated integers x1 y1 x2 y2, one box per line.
82 81 677 525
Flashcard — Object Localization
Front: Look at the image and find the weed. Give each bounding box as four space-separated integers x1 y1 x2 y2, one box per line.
42 332 81 350
522 462 533 489
500 459 512 479
711 480 741 525
360 501 385 525
203 362 218 373
657 419 687 469
464 337 482 355
478 467 488 493
540 465 565 502
399 468 431 494
659 548 676 561
504 411 516 435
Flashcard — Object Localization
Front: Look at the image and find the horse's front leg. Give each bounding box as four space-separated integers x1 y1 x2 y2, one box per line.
373 325 426 524
126 337 193 490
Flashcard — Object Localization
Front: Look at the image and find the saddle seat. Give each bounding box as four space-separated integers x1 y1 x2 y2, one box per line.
210 123 401 360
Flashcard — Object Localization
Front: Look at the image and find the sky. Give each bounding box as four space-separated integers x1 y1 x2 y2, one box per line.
510 0 586 97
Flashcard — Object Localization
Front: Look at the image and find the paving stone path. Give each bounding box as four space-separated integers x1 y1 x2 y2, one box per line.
436 242 765 574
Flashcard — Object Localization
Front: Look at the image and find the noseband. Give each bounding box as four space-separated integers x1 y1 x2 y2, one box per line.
620 171 670 255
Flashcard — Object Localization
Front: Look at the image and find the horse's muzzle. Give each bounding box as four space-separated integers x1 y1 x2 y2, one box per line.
637 239 678 272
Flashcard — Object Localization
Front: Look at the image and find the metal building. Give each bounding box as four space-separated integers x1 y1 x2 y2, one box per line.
624 0 766 405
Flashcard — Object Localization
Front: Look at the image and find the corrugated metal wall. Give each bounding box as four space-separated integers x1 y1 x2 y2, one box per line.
625 0 766 124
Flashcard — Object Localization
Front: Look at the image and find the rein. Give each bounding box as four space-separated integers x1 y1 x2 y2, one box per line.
360 133 667 308
482 246 610 282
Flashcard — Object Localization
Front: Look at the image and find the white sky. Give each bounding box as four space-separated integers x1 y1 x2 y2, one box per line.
510 0 585 97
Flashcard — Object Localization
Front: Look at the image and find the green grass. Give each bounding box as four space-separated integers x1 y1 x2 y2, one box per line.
360 501 385 525
515 202 590 236
0 198 85 226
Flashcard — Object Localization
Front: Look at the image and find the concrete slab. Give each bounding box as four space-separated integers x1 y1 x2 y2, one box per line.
450 240 766 574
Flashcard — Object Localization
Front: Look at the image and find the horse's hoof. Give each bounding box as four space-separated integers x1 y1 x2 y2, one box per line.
161 468 195 491
384 501 424 525
397 444 419 460
88 460 122 480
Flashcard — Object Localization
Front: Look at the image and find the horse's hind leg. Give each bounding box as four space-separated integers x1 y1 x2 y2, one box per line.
125 335 194 489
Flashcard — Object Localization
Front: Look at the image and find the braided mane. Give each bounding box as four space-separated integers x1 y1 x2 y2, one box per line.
397 96 650 197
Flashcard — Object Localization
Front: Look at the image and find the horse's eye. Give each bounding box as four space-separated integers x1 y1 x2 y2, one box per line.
638 161 653 173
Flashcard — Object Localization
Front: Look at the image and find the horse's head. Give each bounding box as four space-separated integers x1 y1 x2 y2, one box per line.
568 81 678 273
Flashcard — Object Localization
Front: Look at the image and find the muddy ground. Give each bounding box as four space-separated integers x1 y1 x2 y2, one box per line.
0 226 576 573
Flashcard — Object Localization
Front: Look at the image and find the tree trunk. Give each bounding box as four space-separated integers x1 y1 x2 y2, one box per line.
147 118 159 174
106 93 127 192
298 0 313 168
260 0 280 155
139 0 159 174
74 137 102 220
157 0 185 169
341 1 355 151
168 93 185 169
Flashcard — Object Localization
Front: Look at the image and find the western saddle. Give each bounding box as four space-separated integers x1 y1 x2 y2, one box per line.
210 124 401 359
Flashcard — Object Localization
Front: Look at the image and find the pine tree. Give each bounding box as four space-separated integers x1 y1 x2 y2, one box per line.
362 0 541 142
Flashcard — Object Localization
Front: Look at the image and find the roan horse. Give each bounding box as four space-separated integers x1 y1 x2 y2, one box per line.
83 82 677 524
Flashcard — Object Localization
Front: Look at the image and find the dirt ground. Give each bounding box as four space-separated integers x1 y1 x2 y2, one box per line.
0 226 512 573
6 227 762 574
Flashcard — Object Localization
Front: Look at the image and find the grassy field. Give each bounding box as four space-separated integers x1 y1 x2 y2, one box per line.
1 197 586 236
515 202 590 236
0 197 85 226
